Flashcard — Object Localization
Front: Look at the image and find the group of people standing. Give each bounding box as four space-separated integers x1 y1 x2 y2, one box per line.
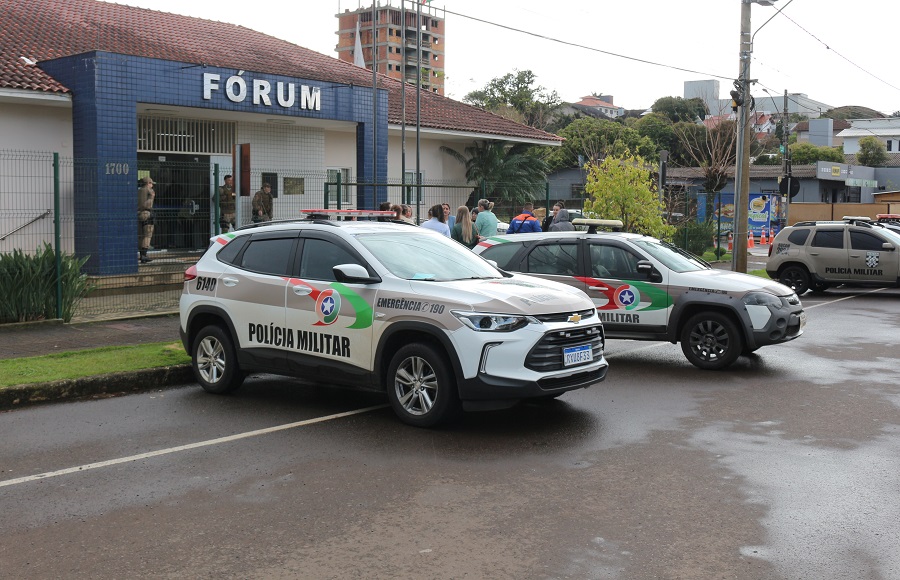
418 198 498 249
216 174 274 232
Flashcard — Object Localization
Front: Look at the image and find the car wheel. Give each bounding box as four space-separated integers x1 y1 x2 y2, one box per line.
680 312 743 370
809 279 830 293
192 324 244 394
386 343 459 427
779 265 810 295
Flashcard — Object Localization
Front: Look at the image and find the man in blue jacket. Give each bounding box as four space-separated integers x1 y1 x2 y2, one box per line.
507 202 543 234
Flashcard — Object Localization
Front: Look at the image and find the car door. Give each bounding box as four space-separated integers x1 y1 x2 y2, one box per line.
808 228 849 281
284 233 378 374
216 231 297 369
849 228 899 284
585 241 668 334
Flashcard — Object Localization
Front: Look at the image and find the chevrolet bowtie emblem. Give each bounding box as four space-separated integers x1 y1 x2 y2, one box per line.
567 313 582 324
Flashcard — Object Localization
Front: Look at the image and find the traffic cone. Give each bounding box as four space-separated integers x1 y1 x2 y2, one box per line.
769 228 776 244
747 230 755 248
761 228 769 245
727 232 733 252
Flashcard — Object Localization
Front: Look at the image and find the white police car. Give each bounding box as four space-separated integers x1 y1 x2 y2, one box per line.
180 212 608 427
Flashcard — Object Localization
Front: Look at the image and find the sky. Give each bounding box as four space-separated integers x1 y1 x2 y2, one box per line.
112 0 900 115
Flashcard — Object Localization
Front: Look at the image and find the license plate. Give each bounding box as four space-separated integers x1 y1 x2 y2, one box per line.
563 344 593 367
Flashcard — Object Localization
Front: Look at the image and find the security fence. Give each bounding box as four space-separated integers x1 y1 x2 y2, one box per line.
1 150 710 324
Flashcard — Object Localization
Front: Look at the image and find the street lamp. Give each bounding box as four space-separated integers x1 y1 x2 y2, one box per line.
732 0 779 273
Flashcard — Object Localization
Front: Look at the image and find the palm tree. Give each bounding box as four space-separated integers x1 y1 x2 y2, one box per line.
440 140 548 206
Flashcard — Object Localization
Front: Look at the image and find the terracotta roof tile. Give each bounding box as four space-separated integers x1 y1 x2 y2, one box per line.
1 0 561 143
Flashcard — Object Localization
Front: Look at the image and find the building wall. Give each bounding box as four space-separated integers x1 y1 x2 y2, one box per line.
0 102 73 153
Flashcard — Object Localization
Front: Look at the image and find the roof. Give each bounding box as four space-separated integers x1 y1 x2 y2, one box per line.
792 119 851 133
575 96 618 109
1 0 562 144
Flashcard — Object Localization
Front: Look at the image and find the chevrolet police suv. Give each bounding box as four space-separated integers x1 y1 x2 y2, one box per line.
474 221 805 370
766 216 900 295
179 217 608 427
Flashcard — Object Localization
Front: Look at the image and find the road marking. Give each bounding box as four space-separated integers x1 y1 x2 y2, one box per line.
803 288 885 309
0 405 387 488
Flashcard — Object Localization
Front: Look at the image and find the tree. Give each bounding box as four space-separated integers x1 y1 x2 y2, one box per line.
673 119 737 194
652 96 707 124
790 142 844 164
583 153 675 240
857 136 889 167
440 140 548 205
633 113 677 154
545 117 657 172
463 70 562 131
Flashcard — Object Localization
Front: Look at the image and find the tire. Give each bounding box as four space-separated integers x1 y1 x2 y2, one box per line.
779 265 810 295
192 324 244 394
809 279 830 293
386 343 459 428
680 312 743 370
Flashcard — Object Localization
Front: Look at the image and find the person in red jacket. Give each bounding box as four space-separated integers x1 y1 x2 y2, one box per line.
506 202 543 234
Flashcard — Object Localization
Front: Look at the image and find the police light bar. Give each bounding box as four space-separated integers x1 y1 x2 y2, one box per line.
302 209 395 220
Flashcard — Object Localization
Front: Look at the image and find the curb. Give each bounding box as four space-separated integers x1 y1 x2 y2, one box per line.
0 364 195 411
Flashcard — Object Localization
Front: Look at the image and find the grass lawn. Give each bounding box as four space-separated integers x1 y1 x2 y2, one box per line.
0 342 190 388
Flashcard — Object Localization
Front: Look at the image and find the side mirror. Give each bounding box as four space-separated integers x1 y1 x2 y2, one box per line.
333 263 381 284
636 260 662 283
882 242 896 251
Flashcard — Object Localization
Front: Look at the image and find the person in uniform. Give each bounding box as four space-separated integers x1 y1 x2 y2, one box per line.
251 183 274 222
219 174 236 231
137 177 155 263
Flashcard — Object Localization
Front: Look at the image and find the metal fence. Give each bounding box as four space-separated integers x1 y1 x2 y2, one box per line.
1 151 583 323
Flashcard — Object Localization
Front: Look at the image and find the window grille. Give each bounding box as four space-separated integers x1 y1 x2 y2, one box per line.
138 116 235 154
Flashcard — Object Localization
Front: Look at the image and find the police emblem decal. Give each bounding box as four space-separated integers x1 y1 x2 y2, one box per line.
866 252 880 268
316 288 341 325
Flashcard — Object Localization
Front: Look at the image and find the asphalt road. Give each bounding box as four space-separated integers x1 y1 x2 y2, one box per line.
2 287 899 579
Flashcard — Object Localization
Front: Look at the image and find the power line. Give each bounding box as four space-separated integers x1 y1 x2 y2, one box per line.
435 5 733 82
777 11 900 94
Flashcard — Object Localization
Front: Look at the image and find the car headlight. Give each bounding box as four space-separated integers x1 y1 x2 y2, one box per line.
451 311 536 332
742 292 782 307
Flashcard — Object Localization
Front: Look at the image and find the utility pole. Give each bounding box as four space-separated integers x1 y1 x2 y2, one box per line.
732 0 752 274
783 89 792 228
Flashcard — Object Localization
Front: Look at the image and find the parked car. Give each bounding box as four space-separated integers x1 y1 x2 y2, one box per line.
474 220 805 370
180 214 608 427
766 216 900 294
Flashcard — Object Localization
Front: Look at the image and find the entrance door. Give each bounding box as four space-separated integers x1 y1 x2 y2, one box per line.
137 154 211 252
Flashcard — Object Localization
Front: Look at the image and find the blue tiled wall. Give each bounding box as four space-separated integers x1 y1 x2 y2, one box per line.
39 51 388 274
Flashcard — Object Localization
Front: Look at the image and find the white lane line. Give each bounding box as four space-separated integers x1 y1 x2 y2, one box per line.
803 287 885 309
0 405 387 489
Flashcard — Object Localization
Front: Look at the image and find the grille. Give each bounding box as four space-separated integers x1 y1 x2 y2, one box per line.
532 308 596 323
526 324 604 372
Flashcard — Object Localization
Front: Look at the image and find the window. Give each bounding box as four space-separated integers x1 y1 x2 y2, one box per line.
404 171 423 203
787 229 810 246
888 140 893 152
240 238 295 276
216 235 249 265
850 231 886 251
479 242 523 270
811 229 844 249
527 243 578 276
589 244 643 279
327 168 353 204
299 238 362 282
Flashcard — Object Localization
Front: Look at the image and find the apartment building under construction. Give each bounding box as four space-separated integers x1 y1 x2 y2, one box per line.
336 2 445 95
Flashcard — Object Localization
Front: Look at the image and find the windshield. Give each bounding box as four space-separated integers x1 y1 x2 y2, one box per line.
356 231 502 281
631 238 710 273
875 225 900 245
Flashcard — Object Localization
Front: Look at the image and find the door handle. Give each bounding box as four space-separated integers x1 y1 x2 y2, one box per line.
588 286 609 291
222 276 239 287
293 285 313 296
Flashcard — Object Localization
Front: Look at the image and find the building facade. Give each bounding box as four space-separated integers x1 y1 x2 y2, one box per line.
1 0 559 275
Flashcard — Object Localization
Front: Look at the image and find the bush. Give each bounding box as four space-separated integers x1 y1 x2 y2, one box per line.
0 243 92 324
672 220 716 257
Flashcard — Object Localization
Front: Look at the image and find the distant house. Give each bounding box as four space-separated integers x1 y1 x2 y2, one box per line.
837 118 900 154
702 111 775 142
570 95 625 119
792 119 850 148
